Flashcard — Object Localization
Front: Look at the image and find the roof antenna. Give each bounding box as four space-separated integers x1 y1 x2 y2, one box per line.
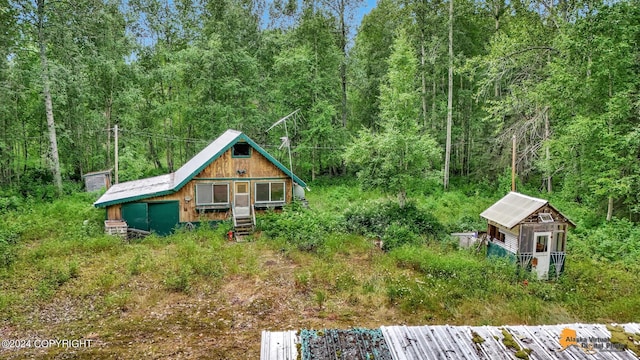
267 109 302 194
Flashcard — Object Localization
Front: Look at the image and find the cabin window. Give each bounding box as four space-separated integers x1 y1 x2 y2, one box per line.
497 231 505 242
255 182 285 203
195 183 229 205
232 143 251 157
535 234 548 252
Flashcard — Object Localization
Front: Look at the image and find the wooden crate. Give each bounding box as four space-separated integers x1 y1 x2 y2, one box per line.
105 220 128 238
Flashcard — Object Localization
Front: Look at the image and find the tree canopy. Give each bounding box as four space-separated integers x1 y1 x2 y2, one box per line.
1 0 639 221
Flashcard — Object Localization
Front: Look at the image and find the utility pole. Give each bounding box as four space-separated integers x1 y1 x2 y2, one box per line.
512 135 516 191
114 124 119 184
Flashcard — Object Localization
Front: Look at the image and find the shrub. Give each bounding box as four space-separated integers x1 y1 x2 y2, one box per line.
343 200 444 239
0 190 22 213
164 265 192 293
0 243 17 269
258 204 340 251
382 223 421 251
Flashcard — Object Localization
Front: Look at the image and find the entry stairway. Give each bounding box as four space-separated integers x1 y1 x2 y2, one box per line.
232 204 256 239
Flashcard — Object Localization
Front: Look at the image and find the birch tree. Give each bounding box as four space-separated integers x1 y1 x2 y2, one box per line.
345 30 441 207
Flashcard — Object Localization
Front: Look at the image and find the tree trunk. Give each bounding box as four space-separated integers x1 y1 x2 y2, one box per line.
432 77 436 131
398 189 406 209
105 92 112 168
444 0 453 190
339 0 347 128
606 196 613 221
312 146 316 181
421 29 427 129
37 0 63 193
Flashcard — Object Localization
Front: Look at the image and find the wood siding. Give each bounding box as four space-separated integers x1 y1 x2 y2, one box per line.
501 229 518 253
105 145 294 223
107 204 121 220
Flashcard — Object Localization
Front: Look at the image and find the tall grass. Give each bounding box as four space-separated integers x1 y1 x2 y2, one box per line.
1 180 639 336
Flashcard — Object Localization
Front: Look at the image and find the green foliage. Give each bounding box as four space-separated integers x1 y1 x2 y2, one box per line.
571 218 640 264
128 252 144 276
343 200 444 244
0 243 17 269
164 264 192 293
345 30 442 205
0 189 23 214
37 261 80 299
258 204 341 252
382 223 421 251
314 289 327 310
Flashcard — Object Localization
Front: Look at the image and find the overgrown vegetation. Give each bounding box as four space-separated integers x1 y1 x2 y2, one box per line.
0 181 639 358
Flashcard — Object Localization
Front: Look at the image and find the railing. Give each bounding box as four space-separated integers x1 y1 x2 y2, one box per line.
231 202 238 228
550 251 566 278
251 204 256 229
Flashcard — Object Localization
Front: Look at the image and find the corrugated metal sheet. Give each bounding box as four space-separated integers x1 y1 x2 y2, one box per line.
262 324 640 360
380 324 640 360
93 174 173 208
261 330 298 360
480 192 547 229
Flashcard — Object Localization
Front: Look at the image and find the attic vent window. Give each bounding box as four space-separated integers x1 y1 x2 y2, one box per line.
232 143 251 157
538 213 554 223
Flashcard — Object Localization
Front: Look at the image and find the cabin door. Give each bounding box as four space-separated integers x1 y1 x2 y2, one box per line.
533 232 552 280
234 181 250 217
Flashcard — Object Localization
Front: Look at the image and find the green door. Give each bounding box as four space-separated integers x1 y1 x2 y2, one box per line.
122 202 149 231
148 201 179 236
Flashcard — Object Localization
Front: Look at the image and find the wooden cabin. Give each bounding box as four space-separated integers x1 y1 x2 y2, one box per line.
94 129 308 236
480 192 575 280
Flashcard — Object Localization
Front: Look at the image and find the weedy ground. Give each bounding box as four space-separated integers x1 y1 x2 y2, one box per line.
0 183 638 359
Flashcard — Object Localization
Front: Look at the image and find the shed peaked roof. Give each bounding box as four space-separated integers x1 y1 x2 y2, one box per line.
94 129 307 208
480 192 549 229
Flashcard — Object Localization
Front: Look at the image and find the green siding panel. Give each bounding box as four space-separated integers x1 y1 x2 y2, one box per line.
148 201 179 236
122 203 149 231
487 242 516 260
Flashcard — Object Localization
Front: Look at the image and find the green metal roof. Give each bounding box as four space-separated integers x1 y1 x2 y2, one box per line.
94 129 307 208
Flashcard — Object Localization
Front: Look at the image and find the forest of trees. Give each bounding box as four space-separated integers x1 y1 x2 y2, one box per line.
1 0 639 221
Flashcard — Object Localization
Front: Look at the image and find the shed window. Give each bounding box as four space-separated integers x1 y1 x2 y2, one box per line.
538 213 554 223
255 182 285 203
195 183 229 205
232 143 251 157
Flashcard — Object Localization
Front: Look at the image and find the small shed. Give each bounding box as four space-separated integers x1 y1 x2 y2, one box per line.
480 192 575 280
82 169 112 192
93 129 308 236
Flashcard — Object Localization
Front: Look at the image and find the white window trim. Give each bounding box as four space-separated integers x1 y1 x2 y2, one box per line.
254 181 286 203
534 232 551 253
195 182 230 206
